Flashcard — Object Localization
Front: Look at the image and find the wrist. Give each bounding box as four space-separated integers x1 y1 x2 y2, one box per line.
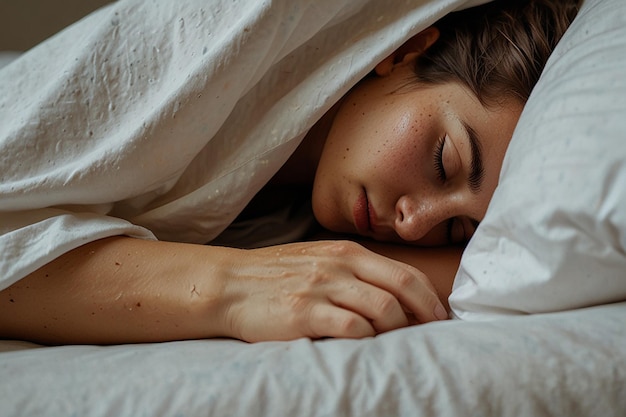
187 244 243 340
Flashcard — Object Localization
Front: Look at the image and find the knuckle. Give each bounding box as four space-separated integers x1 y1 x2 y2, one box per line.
335 315 362 335
303 264 331 286
285 291 312 314
372 292 398 316
284 294 315 331
389 268 415 290
323 240 362 257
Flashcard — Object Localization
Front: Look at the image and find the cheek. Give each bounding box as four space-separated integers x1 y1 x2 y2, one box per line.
311 180 351 233
367 111 432 184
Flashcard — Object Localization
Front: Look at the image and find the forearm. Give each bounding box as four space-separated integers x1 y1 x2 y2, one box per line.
0 237 235 345
1 237 452 345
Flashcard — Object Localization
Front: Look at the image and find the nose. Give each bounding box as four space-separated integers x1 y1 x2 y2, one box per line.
394 195 448 242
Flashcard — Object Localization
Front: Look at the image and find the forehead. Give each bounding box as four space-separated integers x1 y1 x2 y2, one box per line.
426 81 524 132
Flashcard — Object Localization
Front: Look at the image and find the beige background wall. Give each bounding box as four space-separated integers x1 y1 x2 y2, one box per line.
0 0 112 51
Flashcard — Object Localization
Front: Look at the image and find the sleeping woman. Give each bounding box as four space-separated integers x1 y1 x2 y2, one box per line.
0 0 579 344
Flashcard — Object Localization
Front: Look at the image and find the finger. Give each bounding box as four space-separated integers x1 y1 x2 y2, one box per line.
348 249 446 324
386 258 449 322
307 304 376 339
327 281 409 333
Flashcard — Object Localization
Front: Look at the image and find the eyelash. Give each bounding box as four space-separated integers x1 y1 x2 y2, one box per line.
434 136 446 183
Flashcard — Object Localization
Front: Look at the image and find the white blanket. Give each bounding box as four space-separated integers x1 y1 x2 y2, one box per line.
0 0 485 290
1 302 625 416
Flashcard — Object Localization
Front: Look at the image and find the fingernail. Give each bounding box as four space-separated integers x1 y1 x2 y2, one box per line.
434 304 448 320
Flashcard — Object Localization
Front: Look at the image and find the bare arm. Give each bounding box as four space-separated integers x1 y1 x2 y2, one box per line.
0 237 233 344
0 236 450 345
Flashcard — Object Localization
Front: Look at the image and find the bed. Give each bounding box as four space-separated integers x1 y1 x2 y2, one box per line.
1 0 625 416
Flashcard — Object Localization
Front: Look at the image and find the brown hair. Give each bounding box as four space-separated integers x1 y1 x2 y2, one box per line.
414 0 580 106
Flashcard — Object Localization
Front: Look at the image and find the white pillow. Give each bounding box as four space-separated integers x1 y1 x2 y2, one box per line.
450 0 626 320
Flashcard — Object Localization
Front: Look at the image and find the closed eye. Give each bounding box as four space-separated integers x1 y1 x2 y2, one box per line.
446 217 481 245
434 135 446 182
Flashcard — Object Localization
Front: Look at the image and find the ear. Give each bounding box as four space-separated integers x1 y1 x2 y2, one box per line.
374 27 440 76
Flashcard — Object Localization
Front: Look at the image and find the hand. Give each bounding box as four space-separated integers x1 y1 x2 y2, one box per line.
219 240 448 342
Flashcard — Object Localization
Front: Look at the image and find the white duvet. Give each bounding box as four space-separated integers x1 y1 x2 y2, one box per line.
0 0 484 289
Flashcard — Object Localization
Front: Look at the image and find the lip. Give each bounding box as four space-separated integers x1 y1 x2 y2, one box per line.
353 189 371 234
367 197 379 233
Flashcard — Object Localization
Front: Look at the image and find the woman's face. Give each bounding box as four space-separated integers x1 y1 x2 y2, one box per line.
312 65 523 246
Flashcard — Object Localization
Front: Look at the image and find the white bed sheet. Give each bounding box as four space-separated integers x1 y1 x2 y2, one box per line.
0 52 20 70
0 0 487 291
1 302 625 416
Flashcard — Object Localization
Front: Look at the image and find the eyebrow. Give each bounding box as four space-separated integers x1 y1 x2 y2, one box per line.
462 121 485 194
